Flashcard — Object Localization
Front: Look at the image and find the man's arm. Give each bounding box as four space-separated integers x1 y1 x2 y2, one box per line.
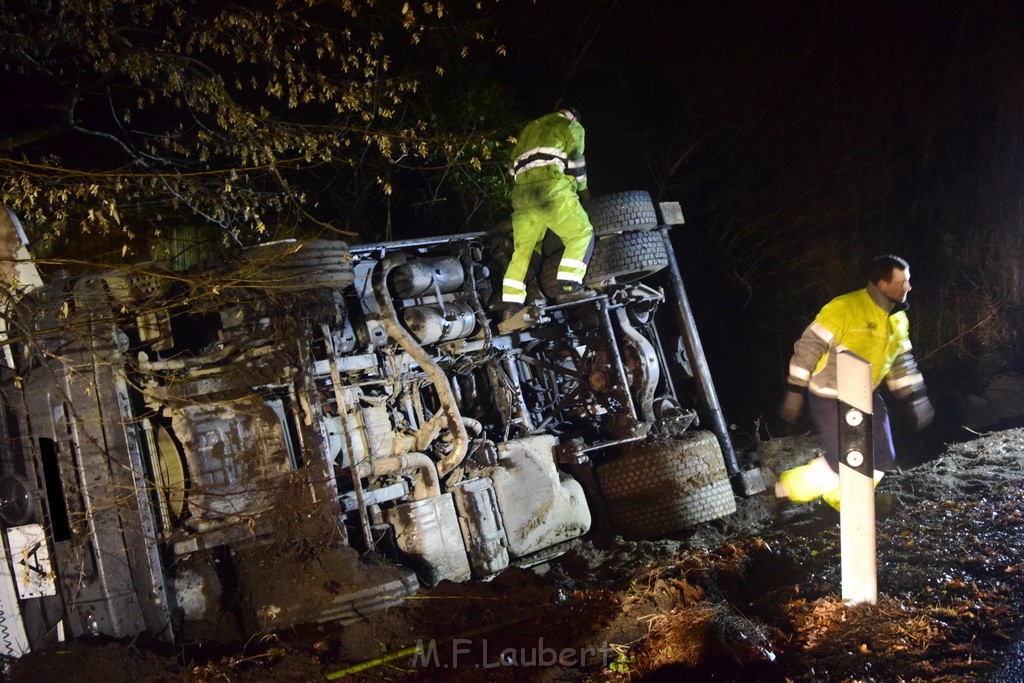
778 313 835 421
884 312 934 431
565 121 587 192
779 320 833 423
886 349 934 431
789 320 834 387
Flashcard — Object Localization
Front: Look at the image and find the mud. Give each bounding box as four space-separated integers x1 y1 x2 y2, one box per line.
8 428 1024 681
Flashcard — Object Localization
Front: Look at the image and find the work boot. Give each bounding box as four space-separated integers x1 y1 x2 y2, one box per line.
554 282 593 304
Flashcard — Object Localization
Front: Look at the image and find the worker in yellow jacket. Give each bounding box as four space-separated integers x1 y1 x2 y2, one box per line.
502 107 594 305
775 255 935 509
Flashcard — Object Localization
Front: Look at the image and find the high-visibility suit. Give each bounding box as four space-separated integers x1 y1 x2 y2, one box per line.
502 111 595 304
777 282 931 507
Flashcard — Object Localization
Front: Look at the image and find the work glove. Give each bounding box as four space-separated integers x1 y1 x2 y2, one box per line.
778 384 805 425
907 395 935 432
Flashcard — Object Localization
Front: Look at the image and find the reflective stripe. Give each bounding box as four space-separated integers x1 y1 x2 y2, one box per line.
887 373 923 392
502 291 526 304
809 321 835 343
808 380 838 398
789 364 811 382
511 146 568 178
808 342 851 390
502 277 527 304
557 257 586 283
566 159 587 179
515 146 565 163
899 340 913 354
512 158 563 178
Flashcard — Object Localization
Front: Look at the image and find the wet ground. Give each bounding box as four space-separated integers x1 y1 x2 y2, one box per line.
8 428 1024 682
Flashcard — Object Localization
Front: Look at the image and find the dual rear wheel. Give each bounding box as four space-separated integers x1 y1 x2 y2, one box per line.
595 430 737 540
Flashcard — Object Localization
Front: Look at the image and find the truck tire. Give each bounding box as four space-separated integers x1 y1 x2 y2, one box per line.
539 229 670 298
583 190 659 235
540 190 659 257
237 239 354 291
595 430 736 540
584 229 669 287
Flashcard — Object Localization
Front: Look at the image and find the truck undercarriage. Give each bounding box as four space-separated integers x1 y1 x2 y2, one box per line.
0 192 750 654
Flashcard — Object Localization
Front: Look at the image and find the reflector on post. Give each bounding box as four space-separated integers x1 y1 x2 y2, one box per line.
837 350 877 605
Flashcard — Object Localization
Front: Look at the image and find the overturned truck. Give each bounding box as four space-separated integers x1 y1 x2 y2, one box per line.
0 192 750 654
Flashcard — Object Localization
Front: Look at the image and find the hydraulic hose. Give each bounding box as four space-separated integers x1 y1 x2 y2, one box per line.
373 264 469 476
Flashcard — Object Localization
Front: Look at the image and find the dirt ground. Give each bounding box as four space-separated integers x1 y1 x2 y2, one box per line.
8 428 1024 682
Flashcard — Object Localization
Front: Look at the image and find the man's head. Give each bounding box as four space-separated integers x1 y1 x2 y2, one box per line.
870 254 911 304
558 106 581 123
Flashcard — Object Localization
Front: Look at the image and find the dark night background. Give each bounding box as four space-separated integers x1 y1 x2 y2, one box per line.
484 0 1024 462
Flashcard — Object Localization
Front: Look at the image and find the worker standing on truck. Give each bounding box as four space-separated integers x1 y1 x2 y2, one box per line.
774 254 935 509
502 107 595 305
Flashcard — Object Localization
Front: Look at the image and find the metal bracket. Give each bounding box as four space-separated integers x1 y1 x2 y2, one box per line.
657 202 685 226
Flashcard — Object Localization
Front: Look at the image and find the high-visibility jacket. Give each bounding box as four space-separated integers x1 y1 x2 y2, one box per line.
787 283 923 399
509 112 588 192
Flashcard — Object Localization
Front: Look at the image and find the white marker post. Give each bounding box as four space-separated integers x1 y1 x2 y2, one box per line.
836 350 877 605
